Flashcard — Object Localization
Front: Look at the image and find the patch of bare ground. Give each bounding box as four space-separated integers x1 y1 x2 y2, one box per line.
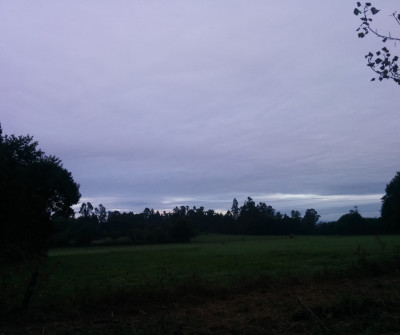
2 273 400 335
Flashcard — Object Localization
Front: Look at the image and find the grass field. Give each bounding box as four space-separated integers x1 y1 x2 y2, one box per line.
4 235 399 305
11 235 400 291
48 234 399 282
2 234 400 334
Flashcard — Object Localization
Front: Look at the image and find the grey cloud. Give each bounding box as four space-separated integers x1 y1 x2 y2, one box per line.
1 1 399 220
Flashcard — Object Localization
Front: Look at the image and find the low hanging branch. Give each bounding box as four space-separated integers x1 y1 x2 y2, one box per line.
354 2 400 85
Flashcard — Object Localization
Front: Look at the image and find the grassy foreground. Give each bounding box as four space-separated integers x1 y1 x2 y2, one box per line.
48 234 398 285
2 235 400 334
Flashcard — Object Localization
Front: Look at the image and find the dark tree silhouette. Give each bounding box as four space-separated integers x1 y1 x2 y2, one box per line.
381 171 400 233
0 126 80 261
95 204 108 224
291 210 302 220
336 208 365 235
354 2 400 85
79 202 94 218
301 209 320 233
169 218 195 243
231 198 239 221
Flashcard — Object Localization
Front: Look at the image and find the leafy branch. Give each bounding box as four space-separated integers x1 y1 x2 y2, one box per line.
354 2 400 85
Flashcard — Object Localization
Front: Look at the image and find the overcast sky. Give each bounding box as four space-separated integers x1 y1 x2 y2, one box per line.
1 1 399 221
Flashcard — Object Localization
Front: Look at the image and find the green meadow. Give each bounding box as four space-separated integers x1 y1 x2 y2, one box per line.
2 234 400 314
48 234 400 282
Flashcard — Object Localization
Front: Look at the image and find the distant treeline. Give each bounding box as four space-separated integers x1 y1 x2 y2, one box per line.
51 197 384 248
4 126 397 262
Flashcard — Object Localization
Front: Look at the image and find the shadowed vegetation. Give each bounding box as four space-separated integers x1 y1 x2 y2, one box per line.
2 235 400 334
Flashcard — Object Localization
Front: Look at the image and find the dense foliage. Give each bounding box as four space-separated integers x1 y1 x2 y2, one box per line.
381 172 400 233
0 126 80 262
51 197 384 248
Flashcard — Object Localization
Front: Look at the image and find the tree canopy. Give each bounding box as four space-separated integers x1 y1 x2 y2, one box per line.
354 2 400 85
0 126 80 262
381 171 400 233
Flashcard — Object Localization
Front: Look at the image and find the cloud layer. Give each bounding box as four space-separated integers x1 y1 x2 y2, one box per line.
1 1 399 220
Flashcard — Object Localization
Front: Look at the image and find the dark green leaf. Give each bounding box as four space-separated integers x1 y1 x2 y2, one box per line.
358 32 365 38
370 7 380 15
357 2 361 7
383 38 387 43
354 8 361 15
365 3 371 6
393 56 399 62
375 58 383 64
371 78 376 81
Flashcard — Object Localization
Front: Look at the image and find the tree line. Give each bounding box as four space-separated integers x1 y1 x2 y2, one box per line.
50 198 385 248
1 125 400 263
